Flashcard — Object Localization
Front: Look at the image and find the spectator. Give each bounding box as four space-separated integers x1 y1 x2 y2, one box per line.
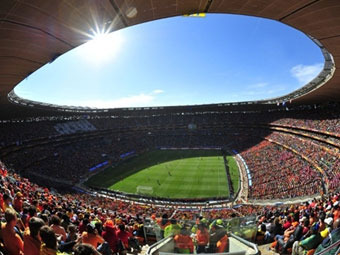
81 223 104 249
2 193 13 212
292 223 322 255
196 223 209 253
2 208 24 255
314 219 340 255
102 219 118 253
174 226 194 254
74 243 100 255
24 217 45 255
66 224 78 242
50 215 67 241
39 226 59 255
13 191 23 212
164 219 181 238
116 224 132 252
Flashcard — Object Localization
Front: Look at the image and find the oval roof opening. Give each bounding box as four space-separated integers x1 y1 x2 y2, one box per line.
14 14 323 109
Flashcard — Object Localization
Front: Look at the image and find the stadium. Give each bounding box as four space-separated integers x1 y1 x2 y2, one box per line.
0 1 340 255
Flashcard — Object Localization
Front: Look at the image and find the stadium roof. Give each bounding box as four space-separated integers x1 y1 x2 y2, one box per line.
1 0 340 118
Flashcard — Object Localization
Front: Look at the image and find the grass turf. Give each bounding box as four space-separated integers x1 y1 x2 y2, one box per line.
86 150 240 199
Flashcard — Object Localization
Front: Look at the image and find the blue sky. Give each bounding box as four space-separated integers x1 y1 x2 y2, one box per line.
15 14 324 108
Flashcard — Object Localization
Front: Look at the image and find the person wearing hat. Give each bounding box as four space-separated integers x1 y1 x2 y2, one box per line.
209 223 228 253
209 218 224 233
314 218 340 255
102 219 118 253
320 217 333 239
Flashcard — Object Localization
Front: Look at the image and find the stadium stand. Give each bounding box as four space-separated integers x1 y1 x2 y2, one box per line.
1 105 339 254
1 158 340 254
1 106 339 199
1 1 340 254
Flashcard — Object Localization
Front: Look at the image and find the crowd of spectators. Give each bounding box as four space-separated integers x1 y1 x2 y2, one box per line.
240 140 322 200
267 132 340 193
0 122 58 149
1 158 340 254
0 161 175 254
1 103 339 146
255 194 340 255
0 160 260 254
0 106 339 208
270 110 340 136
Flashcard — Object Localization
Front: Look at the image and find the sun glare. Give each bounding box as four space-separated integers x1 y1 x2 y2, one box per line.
77 31 124 65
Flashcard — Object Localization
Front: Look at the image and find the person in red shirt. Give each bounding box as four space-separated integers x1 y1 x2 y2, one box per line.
81 223 105 249
24 217 45 255
283 215 292 230
116 224 132 251
2 208 24 255
102 220 118 253
217 234 229 253
174 226 194 254
196 223 209 253
301 218 310 235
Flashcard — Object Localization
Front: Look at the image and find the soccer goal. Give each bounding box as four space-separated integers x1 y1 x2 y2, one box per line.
136 186 153 195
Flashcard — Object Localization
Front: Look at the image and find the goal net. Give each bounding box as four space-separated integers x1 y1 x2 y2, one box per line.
136 186 153 195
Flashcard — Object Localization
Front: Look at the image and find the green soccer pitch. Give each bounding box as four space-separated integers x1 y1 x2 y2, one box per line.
86 150 240 199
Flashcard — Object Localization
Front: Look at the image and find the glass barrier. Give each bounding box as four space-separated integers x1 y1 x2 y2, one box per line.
143 213 258 254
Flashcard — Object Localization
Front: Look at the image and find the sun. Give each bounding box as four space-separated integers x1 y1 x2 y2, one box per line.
77 31 124 65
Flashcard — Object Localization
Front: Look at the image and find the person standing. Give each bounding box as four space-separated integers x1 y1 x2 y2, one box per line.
102 219 118 253
164 219 181 238
196 223 209 253
174 226 194 254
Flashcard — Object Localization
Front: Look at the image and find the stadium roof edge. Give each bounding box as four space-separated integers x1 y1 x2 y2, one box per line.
1 0 340 118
